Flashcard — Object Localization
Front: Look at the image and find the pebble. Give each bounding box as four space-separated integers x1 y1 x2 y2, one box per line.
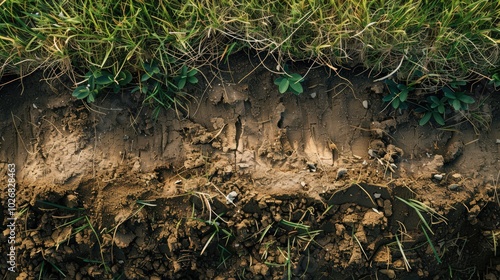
336 168 348 180
368 149 377 158
448 184 460 191
496 139 500 144
226 191 238 204
362 100 369 109
433 174 444 181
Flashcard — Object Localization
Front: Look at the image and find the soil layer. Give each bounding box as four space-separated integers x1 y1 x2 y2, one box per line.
1 54 500 279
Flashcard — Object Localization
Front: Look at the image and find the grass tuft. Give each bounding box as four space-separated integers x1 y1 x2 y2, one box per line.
1 0 499 94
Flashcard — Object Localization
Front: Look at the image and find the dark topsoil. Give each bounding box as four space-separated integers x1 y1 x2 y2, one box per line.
1 53 500 280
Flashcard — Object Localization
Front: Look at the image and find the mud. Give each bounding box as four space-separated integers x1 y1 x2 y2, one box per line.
1 54 500 279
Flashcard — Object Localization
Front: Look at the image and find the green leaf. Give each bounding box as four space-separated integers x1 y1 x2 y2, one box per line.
458 94 475 104
94 71 113 85
188 76 198 84
72 86 90 99
438 105 445 114
399 89 408 102
177 78 186 90
289 80 303 94
443 87 455 99
274 77 284 86
419 112 432 126
452 99 461 111
382 94 393 102
429 96 440 104
180 65 187 76
141 73 151 82
279 78 289 94
289 73 303 82
187 69 198 77
131 86 140 93
433 111 445 125
117 70 132 86
449 80 466 89
87 92 95 103
385 80 399 94
392 98 400 109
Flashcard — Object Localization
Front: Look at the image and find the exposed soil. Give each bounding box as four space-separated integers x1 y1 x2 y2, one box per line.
1 53 500 280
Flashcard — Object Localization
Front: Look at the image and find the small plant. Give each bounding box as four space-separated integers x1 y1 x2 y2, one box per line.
382 79 412 110
174 65 198 90
274 65 304 95
489 73 500 88
442 86 475 111
133 61 198 118
396 196 447 264
417 96 446 126
72 69 132 103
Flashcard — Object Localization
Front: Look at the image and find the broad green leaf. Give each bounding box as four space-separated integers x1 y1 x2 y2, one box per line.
289 80 303 94
279 78 289 94
180 65 187 76
141 73 151 82
438 104 445 114
433 112 445 125
274 77 284 86
429 96 440 104
72 86 90 99
392 98 400 109
188 76 198 84
432 112 444 125
443 87 455 99
87 93 95 103
449 80 466 88
399 90 408 102
95 71 113 85
452 99 461 111
177 78 186 90
117 71 132 86
289 73 303 82
419 112 432 126
188 69 198 77
382 94 393 102
458 94 474 104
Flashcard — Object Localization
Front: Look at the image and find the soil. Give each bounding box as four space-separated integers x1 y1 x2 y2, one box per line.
1 53 500 280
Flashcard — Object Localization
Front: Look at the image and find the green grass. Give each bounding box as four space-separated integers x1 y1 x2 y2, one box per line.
1 0 498 91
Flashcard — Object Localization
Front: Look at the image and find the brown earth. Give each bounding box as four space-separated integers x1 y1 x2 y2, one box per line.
1 53 500 280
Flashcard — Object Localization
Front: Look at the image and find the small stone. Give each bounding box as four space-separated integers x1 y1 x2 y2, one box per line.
307 163 317 172
300 181 307 187
238 163 250 169
368 149 377 158
496 139 500 144
448 184 459 191
336 168 348 180
433 174 444 181
310 92 317 98
362 100 369 109
374 193 381 199
451 173 462 179
226 191 238 204
379 269 396 279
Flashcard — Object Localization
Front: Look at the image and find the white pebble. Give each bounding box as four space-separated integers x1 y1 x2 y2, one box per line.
362 100 369 109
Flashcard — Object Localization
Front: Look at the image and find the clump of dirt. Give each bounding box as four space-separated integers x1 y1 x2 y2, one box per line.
1 54 500 279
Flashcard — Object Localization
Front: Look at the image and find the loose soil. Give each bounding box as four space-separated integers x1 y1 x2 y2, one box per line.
1 53 500 280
